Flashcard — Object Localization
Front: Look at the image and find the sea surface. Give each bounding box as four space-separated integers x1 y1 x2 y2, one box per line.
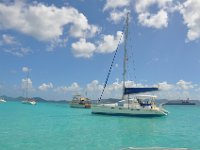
0 101 200 150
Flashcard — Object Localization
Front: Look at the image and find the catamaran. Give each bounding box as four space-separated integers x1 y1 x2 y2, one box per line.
91 13 168 117
0 98 6 103
21 71 36 105
22 98 36 105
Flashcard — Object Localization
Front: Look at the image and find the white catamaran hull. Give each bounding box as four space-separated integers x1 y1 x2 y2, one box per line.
22 101 36 105
0 99 6 103
92 104 168 117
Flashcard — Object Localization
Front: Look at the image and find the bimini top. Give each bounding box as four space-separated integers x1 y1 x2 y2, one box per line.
124 87 159 95
135 95 157 99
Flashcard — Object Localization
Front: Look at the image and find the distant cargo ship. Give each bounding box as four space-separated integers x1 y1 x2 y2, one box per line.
164 98 196 105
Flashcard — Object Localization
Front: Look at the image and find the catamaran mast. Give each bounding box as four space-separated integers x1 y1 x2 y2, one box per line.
122 13 129 99
98 13 128 101
25 71 29 99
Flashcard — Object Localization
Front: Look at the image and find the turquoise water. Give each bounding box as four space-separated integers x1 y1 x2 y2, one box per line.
0 101 200 150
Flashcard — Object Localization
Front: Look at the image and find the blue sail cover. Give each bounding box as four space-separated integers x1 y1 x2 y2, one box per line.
124 87 159 95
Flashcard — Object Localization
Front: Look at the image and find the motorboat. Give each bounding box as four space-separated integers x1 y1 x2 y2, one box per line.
70 94 91 108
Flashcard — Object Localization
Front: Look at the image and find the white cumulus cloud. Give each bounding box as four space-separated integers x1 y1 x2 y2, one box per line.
86 80 103 92
0 1 99 41
138 10 168 29
38 83 53 91
103 0 131 11
71 31 123 58
71 38 96 58
55 82 81 94
135 0 172 29
158 81 174 90
108 9 129 24
179 0 200 41
103 0 131 23
22 67 30 73
176 80 194 90
96 31 123 53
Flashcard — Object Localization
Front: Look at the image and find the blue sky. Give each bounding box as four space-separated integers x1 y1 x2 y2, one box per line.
0 0 200 100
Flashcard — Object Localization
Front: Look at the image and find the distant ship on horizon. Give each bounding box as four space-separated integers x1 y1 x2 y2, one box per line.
164 98 196 105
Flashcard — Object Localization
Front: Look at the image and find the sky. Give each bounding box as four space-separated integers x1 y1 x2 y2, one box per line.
0 0 200 100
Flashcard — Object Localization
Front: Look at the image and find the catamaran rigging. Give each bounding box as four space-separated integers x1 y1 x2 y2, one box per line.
92 13 168 117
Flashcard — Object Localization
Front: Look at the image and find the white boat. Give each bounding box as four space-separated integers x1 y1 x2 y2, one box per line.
0 98 6 103
91 13 168 117
21 70 36 105
22 98 36 105
92 95 168 117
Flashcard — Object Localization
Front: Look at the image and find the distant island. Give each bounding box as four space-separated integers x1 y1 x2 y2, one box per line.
1 95 200 105
0 95 69 103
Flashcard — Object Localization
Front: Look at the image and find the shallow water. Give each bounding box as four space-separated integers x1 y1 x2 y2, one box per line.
0 101 199 150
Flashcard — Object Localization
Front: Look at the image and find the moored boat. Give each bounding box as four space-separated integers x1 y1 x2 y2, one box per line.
92 94 168 117
91 13 168 117
0 98 6 103
164 98 196 105
22 98 36 105
21 68 37 105
70 95 91 108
